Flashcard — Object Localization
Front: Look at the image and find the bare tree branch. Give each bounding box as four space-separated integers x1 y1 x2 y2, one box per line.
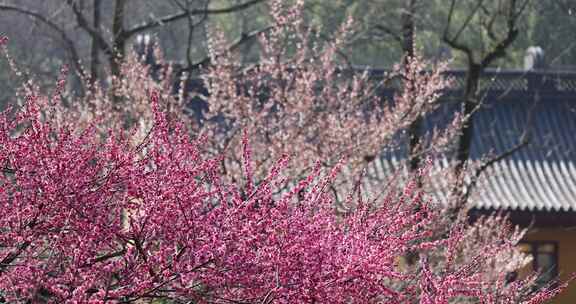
442 0 474 61
124 0 267 39
451 0 485 44
0 241 31 275
89 0 102 84
171 0 211 70
181 25 273 73
442 0 530 208
0 4 85 79
480 0 524 68
372 24 402 43
112 0 128 48
65 0 113 57
462 137 530 202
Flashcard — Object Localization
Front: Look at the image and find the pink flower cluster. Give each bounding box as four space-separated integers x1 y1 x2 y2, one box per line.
0 86 568 303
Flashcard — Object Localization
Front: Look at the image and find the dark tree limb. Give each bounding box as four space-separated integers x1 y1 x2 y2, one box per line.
89 0 102 85
402 0 424 177
123 0 267 39
451 0 485 45
479 0 524 68
372 24 403 43
461 136 530 203
0 4 85 79
442 0 530 207
461 90 537 202
109 0 128 83
181 25 273 73
171 0 210 70
0 241 31 275
65 0 113 57
442 0 474 63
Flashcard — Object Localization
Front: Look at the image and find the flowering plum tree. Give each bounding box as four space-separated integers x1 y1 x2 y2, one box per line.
0 0 571 301
0 33 571 302
0 84 569 303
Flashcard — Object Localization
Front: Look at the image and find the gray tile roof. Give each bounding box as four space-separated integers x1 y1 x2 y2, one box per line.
362 70 576 212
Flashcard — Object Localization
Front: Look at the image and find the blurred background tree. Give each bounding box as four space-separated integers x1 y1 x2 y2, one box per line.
0 0 574 108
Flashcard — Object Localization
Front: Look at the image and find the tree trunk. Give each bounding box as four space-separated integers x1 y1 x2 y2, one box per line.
89 0 101 86
110 0 128 108
403 0 422 174
450 63 481 208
